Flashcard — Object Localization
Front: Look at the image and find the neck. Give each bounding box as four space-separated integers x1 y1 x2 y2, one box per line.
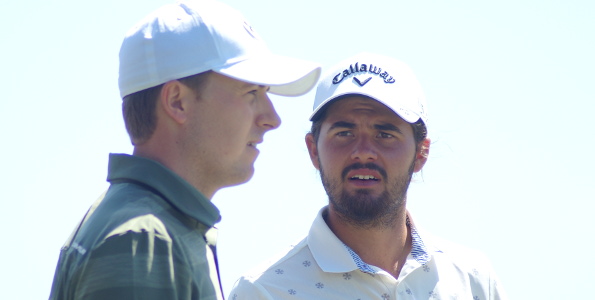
324 206 411 278
133 142 217 200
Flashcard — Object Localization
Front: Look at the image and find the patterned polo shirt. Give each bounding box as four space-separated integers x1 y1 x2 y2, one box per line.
49 153 223 300
229 206 507 300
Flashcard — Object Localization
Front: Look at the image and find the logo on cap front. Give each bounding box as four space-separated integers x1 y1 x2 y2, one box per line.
353 77 371 86
332 62 395 85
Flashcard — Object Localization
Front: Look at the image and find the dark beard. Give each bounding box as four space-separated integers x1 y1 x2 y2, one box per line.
320 161 415 229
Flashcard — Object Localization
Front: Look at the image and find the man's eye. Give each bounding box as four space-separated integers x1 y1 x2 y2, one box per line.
337 131 353 137
378 132 394 138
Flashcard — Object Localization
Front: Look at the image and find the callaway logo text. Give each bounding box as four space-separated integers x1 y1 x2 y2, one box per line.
332 62 395 85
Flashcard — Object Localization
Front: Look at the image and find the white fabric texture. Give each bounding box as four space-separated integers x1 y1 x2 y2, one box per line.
229 206 507 300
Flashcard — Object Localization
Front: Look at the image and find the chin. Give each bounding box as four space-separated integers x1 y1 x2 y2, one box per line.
230 167 255 186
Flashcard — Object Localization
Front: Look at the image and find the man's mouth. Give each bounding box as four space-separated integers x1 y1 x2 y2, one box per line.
342 163 387 183
350 175 379 181
247 140 262 148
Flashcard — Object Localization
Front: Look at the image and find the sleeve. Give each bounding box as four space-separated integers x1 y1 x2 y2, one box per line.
464 249 509 300
228 276 274 300
488 266 509 300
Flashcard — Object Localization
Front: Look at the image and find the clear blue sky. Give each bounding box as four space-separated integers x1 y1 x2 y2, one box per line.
1 0 593 299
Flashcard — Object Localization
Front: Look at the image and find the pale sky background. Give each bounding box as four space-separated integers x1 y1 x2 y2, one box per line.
1 0 594 299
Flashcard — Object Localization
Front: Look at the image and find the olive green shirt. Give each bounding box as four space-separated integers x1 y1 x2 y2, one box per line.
49 154 223 300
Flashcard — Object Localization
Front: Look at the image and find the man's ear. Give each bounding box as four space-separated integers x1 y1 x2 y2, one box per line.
159 80 190 124
413 138 431 172
305 133 320 170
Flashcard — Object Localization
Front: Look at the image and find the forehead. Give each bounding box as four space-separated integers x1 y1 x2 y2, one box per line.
324 95 404 123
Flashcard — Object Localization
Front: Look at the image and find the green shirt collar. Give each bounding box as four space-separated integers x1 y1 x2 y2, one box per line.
107 153 221 227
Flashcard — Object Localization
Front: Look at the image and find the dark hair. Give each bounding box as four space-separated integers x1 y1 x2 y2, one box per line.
122 71 212 145
309 98 427 147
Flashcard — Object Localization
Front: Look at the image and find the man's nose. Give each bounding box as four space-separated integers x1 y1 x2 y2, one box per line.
350 136 377 162
257 94 281 130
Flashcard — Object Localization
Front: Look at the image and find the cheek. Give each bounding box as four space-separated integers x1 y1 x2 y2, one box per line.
227 104 256 129
317 147 344 174
386 146 417 170
216 105 253 131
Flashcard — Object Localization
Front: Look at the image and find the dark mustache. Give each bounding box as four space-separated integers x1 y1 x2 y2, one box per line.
341 163 387 180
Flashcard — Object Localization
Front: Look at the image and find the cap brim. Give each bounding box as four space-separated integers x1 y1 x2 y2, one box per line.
215 54 321 97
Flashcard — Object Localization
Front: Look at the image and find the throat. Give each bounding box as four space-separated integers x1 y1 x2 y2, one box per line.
326 209 412 279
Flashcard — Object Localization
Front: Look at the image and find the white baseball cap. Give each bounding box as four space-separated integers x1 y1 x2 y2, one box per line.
118 0 321 98
310 52 427 128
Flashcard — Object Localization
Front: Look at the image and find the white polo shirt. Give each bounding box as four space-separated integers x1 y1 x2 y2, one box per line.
229 206 507 300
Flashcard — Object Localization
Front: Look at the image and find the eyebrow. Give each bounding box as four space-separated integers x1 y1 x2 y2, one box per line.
327 121 403 133
374 123 402 133
328 121 355 131
241 83 269 91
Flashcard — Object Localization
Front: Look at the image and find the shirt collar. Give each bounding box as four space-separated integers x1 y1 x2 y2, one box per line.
307 206 432 274
406 213 431 265
308 207 360 273
107 153 221 228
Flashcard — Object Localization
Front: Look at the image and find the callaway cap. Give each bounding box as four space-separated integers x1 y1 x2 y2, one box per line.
311 52 427 128
119 0 321 98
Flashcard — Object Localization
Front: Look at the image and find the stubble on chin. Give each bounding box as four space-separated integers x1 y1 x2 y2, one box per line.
320 163 413 230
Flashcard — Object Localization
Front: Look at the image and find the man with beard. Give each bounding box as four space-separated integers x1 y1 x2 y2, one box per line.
229 52 507 300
